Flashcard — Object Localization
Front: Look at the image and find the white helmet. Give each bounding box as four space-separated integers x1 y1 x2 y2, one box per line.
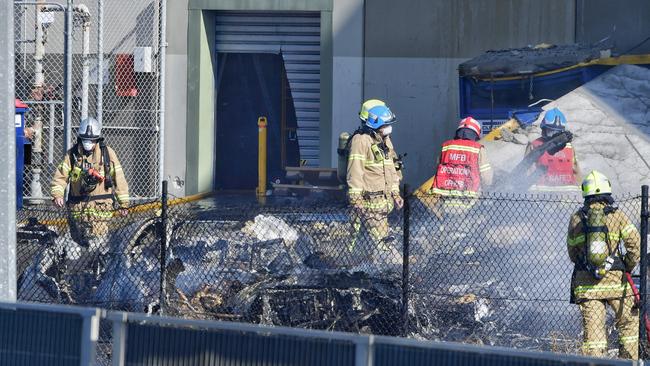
78 117 102 140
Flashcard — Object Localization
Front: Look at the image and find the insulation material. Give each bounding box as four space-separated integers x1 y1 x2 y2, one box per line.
485 65 650 193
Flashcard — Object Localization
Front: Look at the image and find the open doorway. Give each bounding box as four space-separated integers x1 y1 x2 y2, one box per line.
214 53 300 191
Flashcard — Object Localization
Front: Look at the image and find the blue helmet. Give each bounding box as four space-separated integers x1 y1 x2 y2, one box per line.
541 108 567 131
365 105 396 130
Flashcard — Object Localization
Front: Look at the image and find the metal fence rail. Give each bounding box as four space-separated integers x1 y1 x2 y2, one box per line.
107 311 634 366
14 186 650 363
0 301 100 366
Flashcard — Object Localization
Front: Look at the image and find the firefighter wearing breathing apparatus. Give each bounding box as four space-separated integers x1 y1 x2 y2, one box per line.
566 170 640 360
346 100 403 264
525 108 581 192
51 117 130 245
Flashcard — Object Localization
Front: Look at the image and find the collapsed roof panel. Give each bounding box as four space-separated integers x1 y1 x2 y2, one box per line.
459 43 612 78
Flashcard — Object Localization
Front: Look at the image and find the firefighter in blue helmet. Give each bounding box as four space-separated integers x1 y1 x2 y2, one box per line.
525 108 581 191
347 102 403 264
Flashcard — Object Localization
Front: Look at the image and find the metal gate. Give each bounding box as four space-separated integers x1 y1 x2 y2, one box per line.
215 11 321 167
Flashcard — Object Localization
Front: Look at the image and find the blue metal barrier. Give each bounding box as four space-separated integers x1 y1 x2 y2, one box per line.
0 302 100 366
373 337 632 366
108 312 635 366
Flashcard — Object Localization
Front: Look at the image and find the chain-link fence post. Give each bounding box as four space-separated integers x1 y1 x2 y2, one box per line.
159 180 168 315
63 0 73 152
402 184 410 337
640 185 649 358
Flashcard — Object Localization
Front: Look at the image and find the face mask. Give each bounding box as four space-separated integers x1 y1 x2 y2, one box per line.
82 139 96 152
380 125 393 136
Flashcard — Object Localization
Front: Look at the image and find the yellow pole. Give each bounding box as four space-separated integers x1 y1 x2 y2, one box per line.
257 116 267 201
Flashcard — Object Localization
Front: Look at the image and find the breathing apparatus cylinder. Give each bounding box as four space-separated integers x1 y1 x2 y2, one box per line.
587 207 610 278
337 132 350 183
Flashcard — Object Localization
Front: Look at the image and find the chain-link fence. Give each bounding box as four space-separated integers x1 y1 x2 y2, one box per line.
14 0 162 203
15 188 650 362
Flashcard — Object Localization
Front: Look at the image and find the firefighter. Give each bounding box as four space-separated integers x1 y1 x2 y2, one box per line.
430 116 493 208
567 170 640 360
525 108 581 192
50 117 129 285
347 101 403 264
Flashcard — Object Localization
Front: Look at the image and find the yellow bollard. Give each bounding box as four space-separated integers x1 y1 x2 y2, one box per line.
257 116 268 202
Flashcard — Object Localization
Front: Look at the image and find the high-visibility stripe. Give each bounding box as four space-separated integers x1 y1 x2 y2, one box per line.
479 164 491 172
348 154 366 161
621 224 638 239
114 165 123 172
71 209 114 219
58 162 71 173
582 340 607 350
363 160 394 167
442 200 476 209
51 185 65 193
363 200 393 210
567 234 585 247
620 335 639 344
574 283 629 295
530 184 580 192
569 233 623 246
117 194 130 203
348 188 363 194
441 145 480 154
431 188 479 198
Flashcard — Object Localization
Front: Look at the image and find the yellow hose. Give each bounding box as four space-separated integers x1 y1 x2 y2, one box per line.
18 191 217 228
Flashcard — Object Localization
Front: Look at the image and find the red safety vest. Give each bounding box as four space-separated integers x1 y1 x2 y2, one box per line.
531 138 577 188
432 139 481 196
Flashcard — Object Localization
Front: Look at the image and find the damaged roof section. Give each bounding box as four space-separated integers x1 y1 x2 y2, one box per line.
459 43 612 78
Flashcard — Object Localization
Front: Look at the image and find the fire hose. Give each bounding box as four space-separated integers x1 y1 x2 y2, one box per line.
624 272 650 344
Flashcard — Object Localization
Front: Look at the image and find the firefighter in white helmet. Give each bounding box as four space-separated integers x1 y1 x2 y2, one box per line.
567 170 640 359
50 117 129 280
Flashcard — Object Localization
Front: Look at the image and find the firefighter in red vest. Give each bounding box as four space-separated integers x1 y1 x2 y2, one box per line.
430 117 493 208
525 108 581 192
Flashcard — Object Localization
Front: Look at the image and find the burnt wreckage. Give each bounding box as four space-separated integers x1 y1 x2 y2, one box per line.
17 207 581 351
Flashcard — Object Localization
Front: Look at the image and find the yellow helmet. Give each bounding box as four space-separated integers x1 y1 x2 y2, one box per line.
581 170 612 197
359 99 386 122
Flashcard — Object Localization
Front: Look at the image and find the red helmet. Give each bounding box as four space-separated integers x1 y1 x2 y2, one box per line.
457 117 481 137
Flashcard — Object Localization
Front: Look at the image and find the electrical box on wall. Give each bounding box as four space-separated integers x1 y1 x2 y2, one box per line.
133 46 152 73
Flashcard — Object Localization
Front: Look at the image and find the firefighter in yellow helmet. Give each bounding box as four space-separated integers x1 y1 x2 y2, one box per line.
50 117 129 280
567 170 640 359
347 100 403 265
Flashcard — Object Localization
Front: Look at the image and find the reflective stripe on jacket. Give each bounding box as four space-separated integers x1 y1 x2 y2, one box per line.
529 138 580 191
567 202 641 301
346 132 402 203
51 143 130 208
432 139 492 197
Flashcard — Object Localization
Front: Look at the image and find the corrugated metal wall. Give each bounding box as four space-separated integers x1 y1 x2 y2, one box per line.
124 322 356 366
0 308 82 366
215 11 321 166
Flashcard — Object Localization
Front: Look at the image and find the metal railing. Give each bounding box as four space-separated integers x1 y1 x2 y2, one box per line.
0 301 101 366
